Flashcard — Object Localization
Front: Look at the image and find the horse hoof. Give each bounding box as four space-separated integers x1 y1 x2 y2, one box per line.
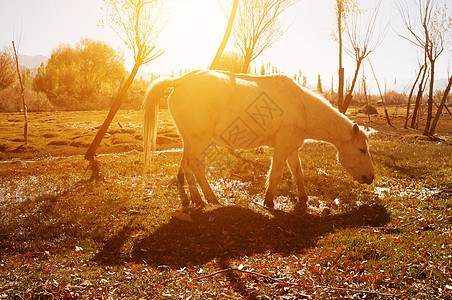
207 198 219 205
194 201 206 209
320 207 331 217
294 202 307 215
263 200 274 209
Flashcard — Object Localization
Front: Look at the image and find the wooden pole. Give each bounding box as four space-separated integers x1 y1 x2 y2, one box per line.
337 0 344 111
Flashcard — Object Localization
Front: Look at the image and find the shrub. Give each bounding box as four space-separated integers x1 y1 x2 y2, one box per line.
361 104 378 115
0 87 54 112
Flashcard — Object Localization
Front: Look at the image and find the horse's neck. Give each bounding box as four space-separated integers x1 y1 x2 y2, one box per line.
305 101 352 147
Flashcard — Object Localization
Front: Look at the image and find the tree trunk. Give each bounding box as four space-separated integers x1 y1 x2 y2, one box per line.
363 78 371 121
241 52 252 73
84 62 141 179
405 65 424 129
341 58 362 113
12 41 28 145
429 75 452 136
210 0 239 70
423 61 435 136
411 66 427 129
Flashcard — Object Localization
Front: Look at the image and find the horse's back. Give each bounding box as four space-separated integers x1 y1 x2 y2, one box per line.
168 70 306 148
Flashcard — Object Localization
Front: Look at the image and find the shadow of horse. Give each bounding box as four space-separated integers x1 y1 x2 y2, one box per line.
94 204 390 268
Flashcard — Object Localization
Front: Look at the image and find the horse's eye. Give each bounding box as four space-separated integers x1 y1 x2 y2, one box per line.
360 148 367 154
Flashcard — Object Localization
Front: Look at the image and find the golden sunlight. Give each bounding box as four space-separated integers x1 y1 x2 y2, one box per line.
173 1 200 23
155 0 227 71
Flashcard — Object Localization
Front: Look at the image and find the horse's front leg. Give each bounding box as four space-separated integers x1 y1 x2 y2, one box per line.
286 150 308 213
264 147 288 208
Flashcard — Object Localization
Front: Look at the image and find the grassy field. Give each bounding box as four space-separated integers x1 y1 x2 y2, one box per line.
1 107 451 299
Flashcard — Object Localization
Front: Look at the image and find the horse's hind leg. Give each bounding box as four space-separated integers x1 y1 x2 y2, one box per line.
176 166 190 208
286 150 308 212
180 154 204 207
187 144 219 204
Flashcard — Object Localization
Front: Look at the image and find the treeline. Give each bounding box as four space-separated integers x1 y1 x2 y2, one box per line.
1 42 450 113
0 38 151 112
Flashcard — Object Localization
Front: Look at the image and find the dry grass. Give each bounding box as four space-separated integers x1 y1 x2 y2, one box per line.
0 107 451 299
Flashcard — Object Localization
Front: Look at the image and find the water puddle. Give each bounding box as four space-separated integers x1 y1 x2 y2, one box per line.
363 126 378 135
0 148 183 165
373 184 442 201
1 174 80 203
210 178 252 205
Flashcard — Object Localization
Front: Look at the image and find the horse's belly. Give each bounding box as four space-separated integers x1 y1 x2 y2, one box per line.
212 115 277 150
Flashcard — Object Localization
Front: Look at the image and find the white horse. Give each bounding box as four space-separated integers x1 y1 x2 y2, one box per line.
143 70 374 212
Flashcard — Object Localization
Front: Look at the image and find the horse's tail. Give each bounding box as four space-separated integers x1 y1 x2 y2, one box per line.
142 77 176 167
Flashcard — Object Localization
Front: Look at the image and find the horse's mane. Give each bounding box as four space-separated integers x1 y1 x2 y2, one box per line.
297 81 352 124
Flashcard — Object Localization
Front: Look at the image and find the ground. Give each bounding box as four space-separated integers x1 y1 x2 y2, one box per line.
0 107 451 299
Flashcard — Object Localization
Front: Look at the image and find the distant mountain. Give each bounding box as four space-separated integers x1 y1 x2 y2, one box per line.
394 77 449 94
18 54 48 70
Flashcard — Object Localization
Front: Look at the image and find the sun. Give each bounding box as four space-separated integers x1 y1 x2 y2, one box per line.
156 0 227 72
173 1 201 23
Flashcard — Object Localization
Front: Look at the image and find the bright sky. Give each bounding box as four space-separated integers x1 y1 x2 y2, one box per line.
1 0 451 93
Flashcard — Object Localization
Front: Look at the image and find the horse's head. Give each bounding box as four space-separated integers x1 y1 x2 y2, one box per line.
337 124 374 184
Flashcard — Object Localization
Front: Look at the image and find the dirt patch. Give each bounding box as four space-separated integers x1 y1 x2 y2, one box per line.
47 140 71 146
43 133 58 138
108 128 137 135
111 134 137 145
11 144 38 153
70 137 93 148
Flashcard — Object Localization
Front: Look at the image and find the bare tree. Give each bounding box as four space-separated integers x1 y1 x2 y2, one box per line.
397 0 451 136
231 0 298 73
404 63 425 128
429 74 452 135
411 60 429 129
429 4 452 135
85 0 168 179
340 0 385 114
334 0 360 112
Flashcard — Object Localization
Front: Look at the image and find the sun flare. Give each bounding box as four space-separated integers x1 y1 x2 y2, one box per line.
156 0 227 71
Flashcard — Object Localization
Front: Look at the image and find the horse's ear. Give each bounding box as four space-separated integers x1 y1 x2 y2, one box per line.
353 123 359 135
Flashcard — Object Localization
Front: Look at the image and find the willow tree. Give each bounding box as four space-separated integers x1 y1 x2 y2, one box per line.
231 0 298 73
0 47 16 91
85 0 167 179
